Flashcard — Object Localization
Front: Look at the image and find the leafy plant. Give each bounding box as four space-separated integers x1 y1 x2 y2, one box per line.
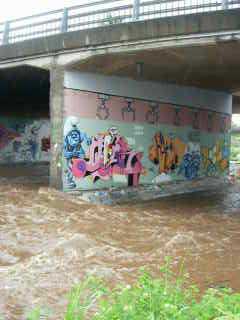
104 14 122 25
24 258 240 319
231 133 240 162
64 277 106 320
26 307 43 320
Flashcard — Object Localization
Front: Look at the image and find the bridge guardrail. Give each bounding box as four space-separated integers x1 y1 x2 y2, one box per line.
0 0 240 46
0 22 4 44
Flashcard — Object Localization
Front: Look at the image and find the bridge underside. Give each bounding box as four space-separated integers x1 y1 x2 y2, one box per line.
69 40 240 113
0 66 50 186
72 41 240 91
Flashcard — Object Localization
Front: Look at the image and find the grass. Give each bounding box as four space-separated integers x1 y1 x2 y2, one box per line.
23 258 240 320
231 133 240 162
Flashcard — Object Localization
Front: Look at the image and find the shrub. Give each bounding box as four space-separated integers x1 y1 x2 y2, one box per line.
24 259 240 319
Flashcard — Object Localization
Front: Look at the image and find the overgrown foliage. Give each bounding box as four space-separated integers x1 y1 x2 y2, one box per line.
14 259 240 319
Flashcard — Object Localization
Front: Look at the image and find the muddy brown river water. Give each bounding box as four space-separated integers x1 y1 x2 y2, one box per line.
0 167 240 319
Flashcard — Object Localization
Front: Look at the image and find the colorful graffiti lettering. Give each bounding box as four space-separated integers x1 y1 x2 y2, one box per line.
149 132 203 180
149 132 186 174
64 125 143 188
201 138 229 176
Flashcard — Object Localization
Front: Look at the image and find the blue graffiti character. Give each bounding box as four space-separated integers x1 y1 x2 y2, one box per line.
64 126 91 189
64 128 91 159
179 152 201 180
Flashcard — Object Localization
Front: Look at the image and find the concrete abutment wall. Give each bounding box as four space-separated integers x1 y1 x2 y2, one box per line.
61 70 232 202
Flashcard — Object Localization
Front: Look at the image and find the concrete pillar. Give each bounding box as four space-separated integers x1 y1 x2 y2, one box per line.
49 64 64 189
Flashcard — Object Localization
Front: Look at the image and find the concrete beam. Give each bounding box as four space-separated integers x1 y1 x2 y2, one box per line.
0 56 53 70
64 39 240 92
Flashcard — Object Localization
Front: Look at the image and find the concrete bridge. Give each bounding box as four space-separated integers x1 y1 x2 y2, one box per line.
0 0 239 203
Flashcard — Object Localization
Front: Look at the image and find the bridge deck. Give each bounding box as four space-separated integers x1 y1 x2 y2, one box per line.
0 0 240 46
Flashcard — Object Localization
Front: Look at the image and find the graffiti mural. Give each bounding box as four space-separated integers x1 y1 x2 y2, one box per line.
64 122 143 189
148 131 229 181
63 88 231 191
64 124 91 188
0 119 50 163
202 138 229 177
178 143 201 180
149 132 186 175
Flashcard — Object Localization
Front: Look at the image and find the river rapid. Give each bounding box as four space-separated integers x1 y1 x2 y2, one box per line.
0 168 240 319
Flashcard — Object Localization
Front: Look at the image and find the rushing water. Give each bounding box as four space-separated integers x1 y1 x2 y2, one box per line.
0 166 240 319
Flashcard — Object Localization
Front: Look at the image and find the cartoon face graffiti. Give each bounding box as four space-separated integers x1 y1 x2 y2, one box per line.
64 127 91 160
67 129 80 146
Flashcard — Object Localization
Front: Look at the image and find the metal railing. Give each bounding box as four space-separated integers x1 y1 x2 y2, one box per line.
0 0 240 46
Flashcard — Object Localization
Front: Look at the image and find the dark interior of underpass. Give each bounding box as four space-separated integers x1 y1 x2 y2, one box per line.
0 65 50 186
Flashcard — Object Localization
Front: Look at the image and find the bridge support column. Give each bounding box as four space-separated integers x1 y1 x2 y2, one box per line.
49 64 64 189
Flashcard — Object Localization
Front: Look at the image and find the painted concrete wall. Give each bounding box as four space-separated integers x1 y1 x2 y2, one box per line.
63 71 231 192
0 118 50 163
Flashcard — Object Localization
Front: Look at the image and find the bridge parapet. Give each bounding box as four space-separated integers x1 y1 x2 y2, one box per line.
0 0 240 46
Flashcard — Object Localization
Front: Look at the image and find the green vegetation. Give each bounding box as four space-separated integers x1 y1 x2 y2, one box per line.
24 259 240 320
231 133 240 162
104 14 122 25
